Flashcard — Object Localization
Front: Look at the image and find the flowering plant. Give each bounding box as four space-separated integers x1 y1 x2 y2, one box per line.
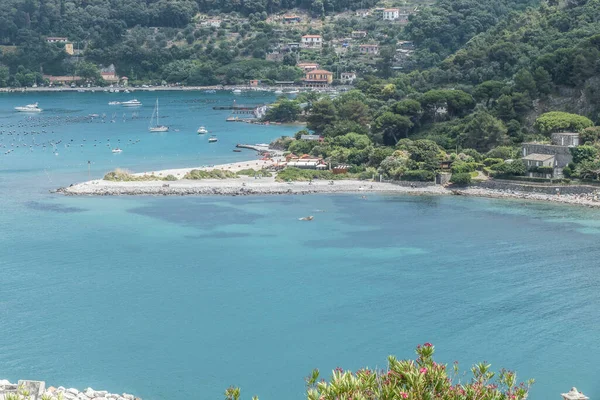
304 344 533 400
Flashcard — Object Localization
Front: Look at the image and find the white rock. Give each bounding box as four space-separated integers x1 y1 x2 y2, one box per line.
122 394 134 400
92 397 107 400
95 391 108 397
0 380 13 385
78 393 91 400
63 392 78 400
58 387 66 392
67 388 79 395
84 389 96 398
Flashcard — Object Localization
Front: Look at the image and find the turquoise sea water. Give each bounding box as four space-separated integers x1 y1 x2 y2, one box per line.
0 92 599 400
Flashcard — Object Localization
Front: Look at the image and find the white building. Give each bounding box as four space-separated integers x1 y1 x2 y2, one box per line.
383 8 400 20
340 72 357 84
301 35 323 48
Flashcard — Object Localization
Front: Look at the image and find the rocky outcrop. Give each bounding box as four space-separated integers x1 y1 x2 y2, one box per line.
0 380 140 400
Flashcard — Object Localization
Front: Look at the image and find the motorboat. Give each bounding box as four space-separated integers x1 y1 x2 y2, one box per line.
112 148 123 153
121 99 142 107
15 103 42 112
208 136 218 143
148 99 169 132
233 89 242 94
197 126 208 134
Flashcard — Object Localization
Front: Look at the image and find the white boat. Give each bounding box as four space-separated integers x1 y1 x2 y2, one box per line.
112 148 123 153
274 90 283 94
121 99 142 107
15 103 42 112
208 136 218 143
233 89 242 94
286 90 299 94
124 89 130 93
197 126 208 134
149 99 169 132
108 101 121 105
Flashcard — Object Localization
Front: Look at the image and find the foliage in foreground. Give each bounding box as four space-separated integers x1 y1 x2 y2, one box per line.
226 344 533 400
103 169 176 182
183 169 238 180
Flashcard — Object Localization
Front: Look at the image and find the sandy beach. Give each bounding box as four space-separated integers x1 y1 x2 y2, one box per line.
132 158 280 180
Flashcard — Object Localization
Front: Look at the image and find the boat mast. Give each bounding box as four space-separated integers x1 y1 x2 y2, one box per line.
156 98 159 126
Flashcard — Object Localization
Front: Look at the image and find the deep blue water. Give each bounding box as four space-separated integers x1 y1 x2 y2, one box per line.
1 92 599 400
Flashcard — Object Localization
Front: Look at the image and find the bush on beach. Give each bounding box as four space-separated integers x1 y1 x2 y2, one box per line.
183 169 238 180
103 169 174 182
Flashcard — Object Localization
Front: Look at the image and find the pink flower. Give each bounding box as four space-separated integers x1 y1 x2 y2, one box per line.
424 342 433 347
400 392 408 399
419 367 428 374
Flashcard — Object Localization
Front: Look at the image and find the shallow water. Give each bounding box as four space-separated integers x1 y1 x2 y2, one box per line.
0 92 598 400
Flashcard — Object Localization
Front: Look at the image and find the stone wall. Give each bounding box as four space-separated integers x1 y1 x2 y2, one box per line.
473 180 600 195
0 380 139 400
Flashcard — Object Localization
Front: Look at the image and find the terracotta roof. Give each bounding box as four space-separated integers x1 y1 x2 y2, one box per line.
307 70 333 75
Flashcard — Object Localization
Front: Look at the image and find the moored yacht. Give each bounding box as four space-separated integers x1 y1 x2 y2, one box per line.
197 126 208 134
208 135 218 143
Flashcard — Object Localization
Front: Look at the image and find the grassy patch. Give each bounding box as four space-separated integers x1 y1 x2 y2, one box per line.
275 168 345 182
183 169 238 180
103 169 173 182
236 168 273 177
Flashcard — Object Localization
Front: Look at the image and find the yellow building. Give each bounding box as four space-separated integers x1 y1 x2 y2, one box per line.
64 43 74 55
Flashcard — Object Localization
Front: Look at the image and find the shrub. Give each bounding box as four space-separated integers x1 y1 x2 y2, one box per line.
450 172 472 185
276 168 342 182
486 146 516 160
401 170 435 181
461 148 483 162
236 168 272 177
230 344 533 400
483 157 504 166
183 169 238 180
103 169 169 182
451 161 478 173
164 174 178 181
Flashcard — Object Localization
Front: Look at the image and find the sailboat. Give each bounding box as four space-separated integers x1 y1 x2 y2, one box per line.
149 99 169 132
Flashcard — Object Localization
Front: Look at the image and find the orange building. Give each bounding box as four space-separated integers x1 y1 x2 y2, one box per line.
304 70 333 87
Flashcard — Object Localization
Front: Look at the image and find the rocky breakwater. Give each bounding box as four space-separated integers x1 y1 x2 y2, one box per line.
0 380 140 400
57 178 450 197
457 186 600 207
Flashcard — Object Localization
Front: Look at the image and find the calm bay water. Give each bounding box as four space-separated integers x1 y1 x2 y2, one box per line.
0 92 599 400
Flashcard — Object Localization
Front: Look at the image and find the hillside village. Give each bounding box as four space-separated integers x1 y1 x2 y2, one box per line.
0 2 428 88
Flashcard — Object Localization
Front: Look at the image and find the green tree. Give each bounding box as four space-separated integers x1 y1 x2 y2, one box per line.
513 69 536 97
534 112 594 134
374 112 413 145
570 145 598 164
0 65 9 87
264 99 301 122
533 67 553 95
307 99 337 134
461 111 509 152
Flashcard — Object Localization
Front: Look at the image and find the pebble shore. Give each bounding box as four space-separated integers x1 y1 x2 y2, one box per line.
0 379 139 400
56 177 600 208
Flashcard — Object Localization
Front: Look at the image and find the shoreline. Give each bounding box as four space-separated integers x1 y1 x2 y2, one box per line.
0 85 341 94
